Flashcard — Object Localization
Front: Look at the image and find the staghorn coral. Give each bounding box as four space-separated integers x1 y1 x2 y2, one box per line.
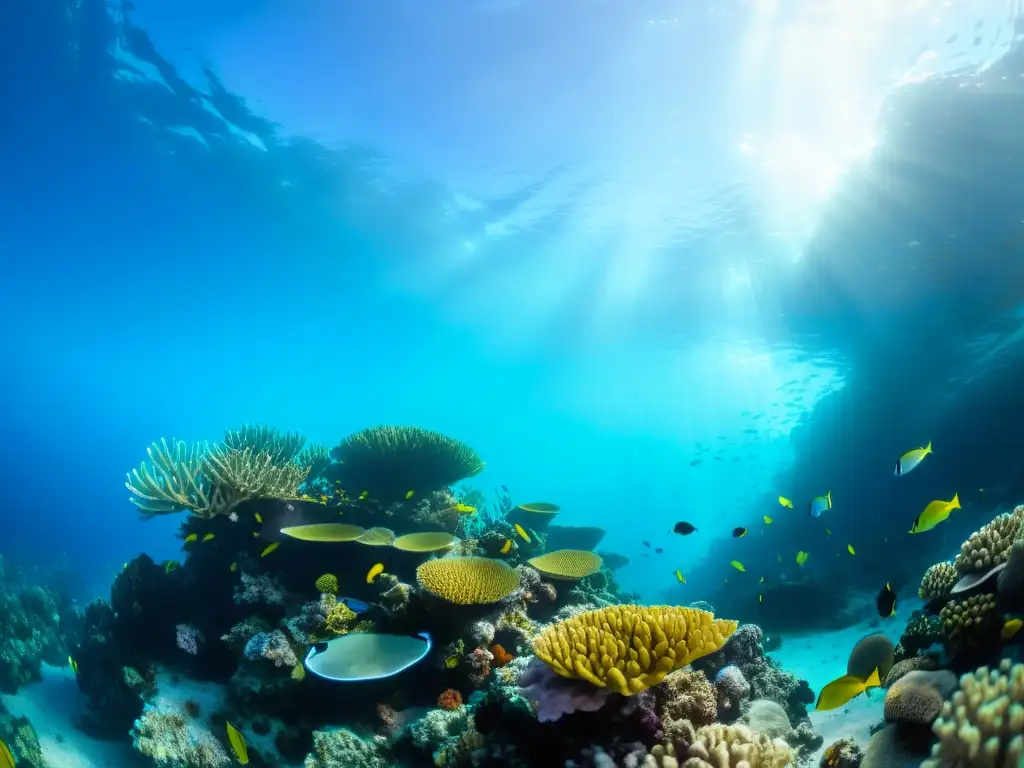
939 593 999 653
923 659 1024 768
304 727 389 768
204 443 308 504
532 604 737 696
883 670 957 725
416 557 520 604
125 439 221 518
636 720 793 768
954 505 1024 574
526 550 603 580
919 562 958 603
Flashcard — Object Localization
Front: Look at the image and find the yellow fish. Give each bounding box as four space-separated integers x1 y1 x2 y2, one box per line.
500 539 513 555
778 496 793 508
202 533 215 542
759 576 764 583
404 490 415 500
815 667 881 711
796 551 810 566
165 561 179 574
763 515 773 525
825 528 832 536
444 655 460 669
1001 618 1023 640
675 569 686 583
68 656 78 674
184 534 198 543
226 722 249 765
254 512 263 524
230 562 237 573
366 563 385 584
909 494 961 534
359 490 369 500
447 503 477 515
319 495 328 503
894 441 932 477
847 544 856 555
252 531 259 538
514 523 531 543
730 560 746 572
0 739 14 768
759 594 763 603
260 542 279 557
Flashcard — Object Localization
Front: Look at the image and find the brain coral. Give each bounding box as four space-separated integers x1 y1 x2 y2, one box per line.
885 656 938 688
416 557 520 605
954 505 1024 574
526 550 603 580
884 671 954 725
315 574 338 594
923 660 1024 768
532 605 737 696
919 562 957 603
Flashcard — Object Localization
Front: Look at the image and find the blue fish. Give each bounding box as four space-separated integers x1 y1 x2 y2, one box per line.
339 596 371 614
808 491 832 518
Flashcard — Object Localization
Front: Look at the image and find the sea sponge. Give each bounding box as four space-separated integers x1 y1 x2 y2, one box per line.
954 505 1024 574
640 720 793 768
923 659 1024 768
939 593 998 651
919 562 958 603
315 573 339 595
532 605 737 695
526 550 603 580
416 557 520 605
884 670 954 725
322 597 358 635
393 532 458 553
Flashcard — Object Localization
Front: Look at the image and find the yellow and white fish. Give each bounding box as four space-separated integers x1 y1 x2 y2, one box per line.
894 442 932 477
815 667 881 711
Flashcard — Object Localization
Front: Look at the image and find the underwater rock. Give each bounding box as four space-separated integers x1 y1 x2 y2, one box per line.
0 575 62 693
714 665 751 721
0 698 47 768
997 537 1024 612
820 737 863 768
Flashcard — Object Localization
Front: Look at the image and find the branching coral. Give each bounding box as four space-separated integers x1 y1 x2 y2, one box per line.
224 424 306 464
923 660 1024 768
204 443 308 503
532 605 736 695
939 593 999 653
954 505 1024 574
919 562 958 603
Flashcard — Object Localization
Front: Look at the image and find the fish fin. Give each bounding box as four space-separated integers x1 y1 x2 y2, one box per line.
925 441 932 454
865 667 881 689
827 490 832 507
951 492 960 509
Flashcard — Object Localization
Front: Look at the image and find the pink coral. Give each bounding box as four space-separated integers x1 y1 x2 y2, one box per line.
467 647 493 686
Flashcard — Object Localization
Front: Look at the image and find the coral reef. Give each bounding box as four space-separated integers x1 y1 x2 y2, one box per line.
131 703 232 767
883 670 957 725
918 563 957 604
953 505 1024 574
820 738 862 768
0 570 62 693
304 727 390 768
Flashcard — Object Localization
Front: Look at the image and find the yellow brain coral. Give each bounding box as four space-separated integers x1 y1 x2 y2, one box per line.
415 556 520 604
532 605 737 696
954 505 1024 574
527 549 603 580
923 660 1024 768
919 562 957 603
315 573 339 594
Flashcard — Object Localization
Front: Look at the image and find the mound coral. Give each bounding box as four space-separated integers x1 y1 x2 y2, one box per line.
416 557 520 605
884 655 938 687
883 670 957 725
532 604 737 695
954 505 1024 574
328 425 484 503
526 550 603 580
919 562 958 603
923 660 1024 768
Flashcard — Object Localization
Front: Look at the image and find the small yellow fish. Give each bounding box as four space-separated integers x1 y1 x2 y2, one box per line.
444 655 460 669
366 562 385 584
230 562 237 572
184 533 198 543
252 531 259 538
514 523 531 543
359 490 370 500
759 576 764 583
730 560 746 572
796 551 810 566
763 515 773 525
759 594 763 603
254 512 263 524
815 667 881 711
1001 618 1023 640
0 739 14 768
226 722 249 765
165 560 179 574
404 490 415 500
68 656 78 674
675 569 686 583
778 496 793 508
825 528 832 536
202 533 215 542
319 495 328 503
260 542 279 557
847 544 856 555
447 503 477 515
500 539 513 555
909 494 961 534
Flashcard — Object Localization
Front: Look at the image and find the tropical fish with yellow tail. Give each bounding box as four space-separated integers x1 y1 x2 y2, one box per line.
815 667 881 711
226 722 249 764
808 491 832 518
909 493 960 534
778 496 793 508
894 441 932 477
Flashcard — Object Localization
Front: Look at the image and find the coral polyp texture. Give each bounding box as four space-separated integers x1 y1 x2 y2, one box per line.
919 562 957 603
923 660 1024 768
954 505 1024 574
526 549 603 580
532 605 737 696
416 556 520 604
641 720 793 768
939 593 998 651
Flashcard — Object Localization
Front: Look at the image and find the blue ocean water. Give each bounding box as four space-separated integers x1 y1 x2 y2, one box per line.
3 1 1024 766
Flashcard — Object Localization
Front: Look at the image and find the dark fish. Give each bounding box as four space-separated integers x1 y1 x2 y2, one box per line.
876 584 896 618
689 459 702 466
654 547 663 554
732 527 748 538
643 540 651 548
673 522 697 535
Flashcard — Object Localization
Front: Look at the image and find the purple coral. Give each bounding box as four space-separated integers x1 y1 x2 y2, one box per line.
519 657 614 722
175 624 203 656
714 665 751 720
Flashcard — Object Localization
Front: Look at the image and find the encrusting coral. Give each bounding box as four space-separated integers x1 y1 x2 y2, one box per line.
416 556 521 605
923 659 1024 768
919 562 958 603
532 604 737 696
954 505 1024 574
